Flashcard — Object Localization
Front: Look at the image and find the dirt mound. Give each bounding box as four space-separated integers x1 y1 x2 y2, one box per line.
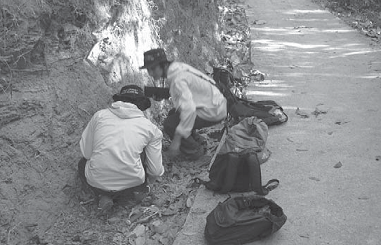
0 0 229 244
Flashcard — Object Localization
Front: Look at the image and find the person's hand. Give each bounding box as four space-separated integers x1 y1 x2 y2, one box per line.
166 147 181 159
147 175 158 185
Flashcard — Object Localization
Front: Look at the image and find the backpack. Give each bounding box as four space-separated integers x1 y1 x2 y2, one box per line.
204 195 287 245
230 99 288 126
203 152 279 195
196 117 279 195
218 116 270 157
212 67 288 126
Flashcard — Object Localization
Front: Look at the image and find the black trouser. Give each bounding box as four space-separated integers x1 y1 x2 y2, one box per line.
77 157 148 205
163 109 222 155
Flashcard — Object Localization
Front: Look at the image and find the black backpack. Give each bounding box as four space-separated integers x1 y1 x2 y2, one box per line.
196 116 279 195
197 152 279 195
212 67 288 126
205 195 287 245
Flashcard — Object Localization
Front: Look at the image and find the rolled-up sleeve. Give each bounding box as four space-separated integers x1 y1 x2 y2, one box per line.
144 127 164 177
171 80 197 138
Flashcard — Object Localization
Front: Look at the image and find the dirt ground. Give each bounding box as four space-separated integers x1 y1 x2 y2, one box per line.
1 0 381 244
0 0 250 244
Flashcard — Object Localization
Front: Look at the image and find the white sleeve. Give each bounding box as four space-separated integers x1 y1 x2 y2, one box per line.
144 126 164 177
79 114 97 160
171 79 197 138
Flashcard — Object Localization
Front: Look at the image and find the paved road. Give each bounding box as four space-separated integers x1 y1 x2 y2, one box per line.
174 0 381 244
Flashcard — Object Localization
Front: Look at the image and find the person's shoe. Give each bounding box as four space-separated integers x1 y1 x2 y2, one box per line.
97 195 113 215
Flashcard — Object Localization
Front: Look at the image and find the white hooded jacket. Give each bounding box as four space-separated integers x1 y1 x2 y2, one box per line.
80 101 164 191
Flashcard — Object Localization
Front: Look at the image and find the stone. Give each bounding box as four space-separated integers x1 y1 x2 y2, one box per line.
151 220 167 234
132 224 146 237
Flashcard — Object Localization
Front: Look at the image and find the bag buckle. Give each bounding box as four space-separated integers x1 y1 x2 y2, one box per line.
242 197 251 208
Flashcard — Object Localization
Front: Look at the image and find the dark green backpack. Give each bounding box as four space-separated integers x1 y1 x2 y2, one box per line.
205 195 287 245
195 116 279 195
212 67 288 126
202 152 279 195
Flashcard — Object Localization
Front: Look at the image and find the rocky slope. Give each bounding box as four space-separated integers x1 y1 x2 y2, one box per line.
0 0 252 244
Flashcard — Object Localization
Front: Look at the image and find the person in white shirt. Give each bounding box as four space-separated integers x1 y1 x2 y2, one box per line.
78 85 164 214
140 48 227 160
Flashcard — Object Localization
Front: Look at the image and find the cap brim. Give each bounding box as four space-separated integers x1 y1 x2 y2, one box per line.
113 94 145 100
139 59 168 70
112 94 151 110
139 63 157 70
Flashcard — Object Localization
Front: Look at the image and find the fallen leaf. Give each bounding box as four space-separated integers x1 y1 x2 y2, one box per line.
161 209 178 216
295 107 309 118
253 20 266 25
311 108 328 117
286 137 294 142
135 236 146 245
132 225 146 237
309 177 320 181
334 161 342 168
358 197 369 200
335 120 350 125
151 220 166 234
186 196 194 208
159 236 170 244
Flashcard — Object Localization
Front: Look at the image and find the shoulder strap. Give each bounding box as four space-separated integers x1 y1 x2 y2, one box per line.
186 68 239 108
246 153 279 195
185 69 217 86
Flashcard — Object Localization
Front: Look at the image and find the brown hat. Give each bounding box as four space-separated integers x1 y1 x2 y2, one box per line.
112 85 151 111
139 48 168 69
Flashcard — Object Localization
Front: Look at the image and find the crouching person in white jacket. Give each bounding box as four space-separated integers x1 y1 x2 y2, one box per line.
140 48 227 161
78 85 164 214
